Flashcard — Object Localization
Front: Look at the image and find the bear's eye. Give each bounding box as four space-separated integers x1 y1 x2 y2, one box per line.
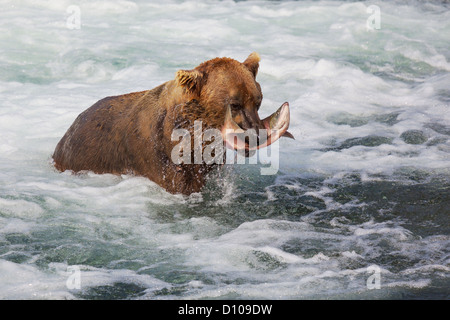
230 103 241 111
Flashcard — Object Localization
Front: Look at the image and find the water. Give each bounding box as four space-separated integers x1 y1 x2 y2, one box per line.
1 0 449 299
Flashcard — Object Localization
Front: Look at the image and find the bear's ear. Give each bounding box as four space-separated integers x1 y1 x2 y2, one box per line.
175 69 203 94
243 52 260 77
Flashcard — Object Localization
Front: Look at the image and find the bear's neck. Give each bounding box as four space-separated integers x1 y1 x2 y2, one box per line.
160 80 197 109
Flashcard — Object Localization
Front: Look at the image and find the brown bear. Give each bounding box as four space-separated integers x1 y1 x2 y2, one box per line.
52 52 293 195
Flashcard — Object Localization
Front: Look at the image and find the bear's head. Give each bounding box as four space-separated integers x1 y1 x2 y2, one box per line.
174 52 292 153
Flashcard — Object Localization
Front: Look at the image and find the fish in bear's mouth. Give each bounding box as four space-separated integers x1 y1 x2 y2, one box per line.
222 101 294 154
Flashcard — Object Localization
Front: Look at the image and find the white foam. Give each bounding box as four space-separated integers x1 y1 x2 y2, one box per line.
385 279 432 289
0 260 73 299
0 198 44 219
0 218 35 235
0 259 169 299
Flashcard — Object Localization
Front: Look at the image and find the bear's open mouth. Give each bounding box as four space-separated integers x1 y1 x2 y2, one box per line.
222 102 293 152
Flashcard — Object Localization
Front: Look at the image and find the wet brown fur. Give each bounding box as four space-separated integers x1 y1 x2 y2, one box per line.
53 53 263 195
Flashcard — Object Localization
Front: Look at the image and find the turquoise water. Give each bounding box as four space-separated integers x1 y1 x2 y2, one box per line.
0 0 449 299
